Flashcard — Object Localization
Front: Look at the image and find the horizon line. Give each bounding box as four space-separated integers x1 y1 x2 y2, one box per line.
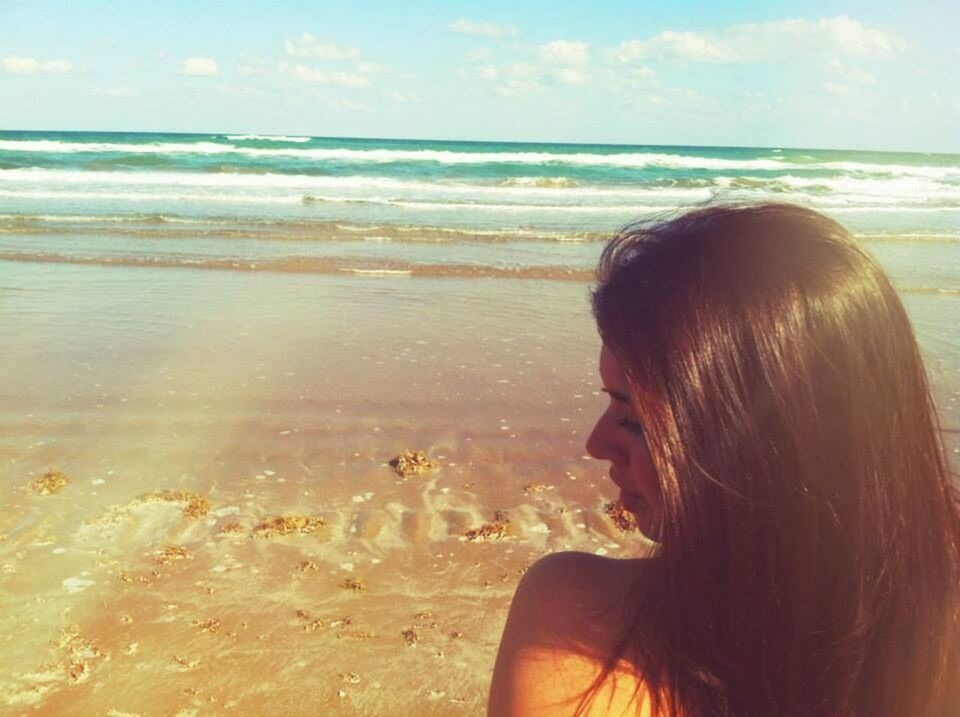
1 127 957 158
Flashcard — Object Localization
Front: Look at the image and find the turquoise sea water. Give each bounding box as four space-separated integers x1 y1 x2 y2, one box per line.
1 130 958 399
2 131 959 248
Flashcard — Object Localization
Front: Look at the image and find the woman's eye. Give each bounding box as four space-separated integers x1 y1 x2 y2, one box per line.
617 418 645 437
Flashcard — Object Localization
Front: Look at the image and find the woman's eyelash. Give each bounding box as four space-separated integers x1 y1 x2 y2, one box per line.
618 418 645 437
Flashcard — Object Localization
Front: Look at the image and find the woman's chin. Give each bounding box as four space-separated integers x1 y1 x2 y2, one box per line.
620 490 659 540
618 489 647 515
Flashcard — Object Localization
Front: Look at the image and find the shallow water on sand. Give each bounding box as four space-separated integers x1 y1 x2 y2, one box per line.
0 260 957 716
0 263 659 715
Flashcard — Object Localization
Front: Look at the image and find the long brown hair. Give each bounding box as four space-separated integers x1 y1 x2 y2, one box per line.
589 203 960 716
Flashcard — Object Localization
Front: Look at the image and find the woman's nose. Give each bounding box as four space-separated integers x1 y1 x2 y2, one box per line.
585 416 614 462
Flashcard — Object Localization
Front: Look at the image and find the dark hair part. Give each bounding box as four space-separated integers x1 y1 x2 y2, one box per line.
589 203 960 716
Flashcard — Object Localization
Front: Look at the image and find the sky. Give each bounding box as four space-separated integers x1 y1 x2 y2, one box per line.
1 0 958 152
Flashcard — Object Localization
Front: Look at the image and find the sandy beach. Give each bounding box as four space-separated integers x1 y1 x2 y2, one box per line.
2 259 958 715
0 264 670 716
1 133 958 716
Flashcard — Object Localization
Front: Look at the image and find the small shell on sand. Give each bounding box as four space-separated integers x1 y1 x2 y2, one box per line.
62 576 96 594
173 654 200 670
388 450 437 477
252 515 326 537
32 468 69 495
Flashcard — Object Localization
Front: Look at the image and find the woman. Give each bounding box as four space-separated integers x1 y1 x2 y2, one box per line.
489 204 960 716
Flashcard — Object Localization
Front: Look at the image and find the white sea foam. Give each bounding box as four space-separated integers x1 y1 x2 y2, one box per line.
0 168 713 202
1 168 957 213
225 134 312 142
499 176 580 188
343 268 413 276
1 138 957 176
0 188 678 213
0 139 234 154
0 189 304 204
774 174 960 200
714 174 960 207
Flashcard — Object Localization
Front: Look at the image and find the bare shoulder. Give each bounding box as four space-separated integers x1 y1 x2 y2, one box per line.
522 551 648 606
488 552 656 716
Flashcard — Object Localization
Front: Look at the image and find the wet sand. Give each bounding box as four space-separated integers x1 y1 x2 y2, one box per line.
1 262 957 716
0 263 663 716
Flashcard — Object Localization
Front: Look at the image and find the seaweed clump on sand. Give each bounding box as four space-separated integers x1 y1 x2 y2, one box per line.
52 625 105 684
192 617 222 634
253 515 326 538
604 501 639 532
139 490 211 519
463 511 511 542
523 483 553 497
401 628 419 647
32 468 69 495
340 577 367 592
388 450 437 478
154 545 189 566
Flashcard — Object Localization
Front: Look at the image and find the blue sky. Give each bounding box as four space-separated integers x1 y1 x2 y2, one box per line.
1 0 958 152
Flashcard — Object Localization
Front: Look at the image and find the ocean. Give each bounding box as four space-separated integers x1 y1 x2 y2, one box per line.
0 130 957 714
1 130 959 286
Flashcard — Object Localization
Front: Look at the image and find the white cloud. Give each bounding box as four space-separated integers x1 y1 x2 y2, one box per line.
277 62 369 87
182 57 218 76
478 53 594 94
466 48 492 62
509 62 538 79
285 33 359 60
554 68 589 85
814 15 903 55
92 87 138 98
614 15 904 64
538 40 589 67
496 78 538 98
629 66 657 81
450 19 516 38
617 31 739 63
3 56 74 74
279 62 329 83
215 84 268 99
329 98 370 112
828 60 876 85
356 61 382 74
824 81 854 96
330 71 369 88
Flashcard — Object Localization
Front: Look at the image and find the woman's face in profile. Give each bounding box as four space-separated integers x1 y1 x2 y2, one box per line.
586 344 661 536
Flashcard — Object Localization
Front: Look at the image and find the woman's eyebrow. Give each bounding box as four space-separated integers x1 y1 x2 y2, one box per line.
601 387 631 405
